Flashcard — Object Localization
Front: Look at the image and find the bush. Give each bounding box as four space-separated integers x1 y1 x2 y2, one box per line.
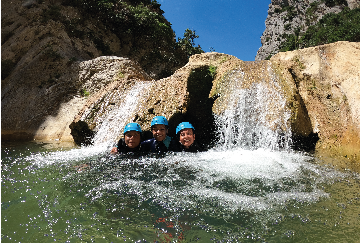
64 0 174 45
176 29 204 59
280 8 360 52
63 0 204 77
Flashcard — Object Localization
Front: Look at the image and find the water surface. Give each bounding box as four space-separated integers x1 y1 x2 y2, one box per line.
2 142 359 242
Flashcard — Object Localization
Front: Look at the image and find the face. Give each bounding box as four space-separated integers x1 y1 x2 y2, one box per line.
124 131 141 149
179 128 195 148
151 124 168 142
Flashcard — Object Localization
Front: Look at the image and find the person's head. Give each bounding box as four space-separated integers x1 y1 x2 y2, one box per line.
176 122 195 148
151 116 168 142
123 123 142 149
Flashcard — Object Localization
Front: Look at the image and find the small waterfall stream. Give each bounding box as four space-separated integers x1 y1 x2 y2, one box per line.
215 62 291 151
92 81 152 146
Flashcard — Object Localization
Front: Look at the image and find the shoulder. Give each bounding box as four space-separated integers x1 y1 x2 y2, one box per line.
169 140 182 152
140 138 156 152
141 138 155 145
191 141 204 152
116 138 127 153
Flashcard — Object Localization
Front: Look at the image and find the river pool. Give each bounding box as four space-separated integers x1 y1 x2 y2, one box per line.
1 141 360 242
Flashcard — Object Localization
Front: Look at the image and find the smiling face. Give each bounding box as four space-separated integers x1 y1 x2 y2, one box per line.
124 131 141 149
179 128 195 148
151 124 168 142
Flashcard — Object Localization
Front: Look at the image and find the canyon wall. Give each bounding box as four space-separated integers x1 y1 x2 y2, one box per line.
256 0 360 60
2 2 359 163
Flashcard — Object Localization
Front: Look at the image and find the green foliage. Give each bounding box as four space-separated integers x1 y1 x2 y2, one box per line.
274 4 297 21
265 54 273 60
62 0 204 77
306 1 320 17
280 8 360 52
280 28 301 52
80 89 90 97
64 0 174 45
176 29 204 59
208 65 217 79
284 6 297 21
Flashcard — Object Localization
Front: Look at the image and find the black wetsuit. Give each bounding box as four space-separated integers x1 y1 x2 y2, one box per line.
171 140 203 152
140 136 176 154
116 138 141 154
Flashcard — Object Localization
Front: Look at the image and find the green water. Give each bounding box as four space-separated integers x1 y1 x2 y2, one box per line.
1 142 360 242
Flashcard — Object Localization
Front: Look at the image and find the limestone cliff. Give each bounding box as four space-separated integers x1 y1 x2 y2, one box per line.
271 41 360 163
1 0 188 142
68 42 359 163
1 2 359 164
1 0 183 81
2 37 359 163
256 0 360 60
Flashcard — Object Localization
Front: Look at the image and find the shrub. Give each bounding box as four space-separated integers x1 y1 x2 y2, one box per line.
280 8 360 51
176 29 204 59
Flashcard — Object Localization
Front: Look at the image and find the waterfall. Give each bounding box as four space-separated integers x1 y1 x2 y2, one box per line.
215 62 292 150
92 81 152 146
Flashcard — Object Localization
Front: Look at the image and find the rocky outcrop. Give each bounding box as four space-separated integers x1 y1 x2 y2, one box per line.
1 55 149 142
1 0 184 143
271 41 360 162
256 0 360 60
68 42 360 162
3 39 360 151
71 52 234 147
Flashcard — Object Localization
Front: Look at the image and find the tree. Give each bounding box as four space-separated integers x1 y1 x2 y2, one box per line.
176 29 204 59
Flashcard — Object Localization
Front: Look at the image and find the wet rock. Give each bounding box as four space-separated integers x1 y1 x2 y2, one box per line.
69 121 95 146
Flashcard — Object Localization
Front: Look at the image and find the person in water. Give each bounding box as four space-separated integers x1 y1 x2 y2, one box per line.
173 122 202 152
110 122 142 154
140 116 176 154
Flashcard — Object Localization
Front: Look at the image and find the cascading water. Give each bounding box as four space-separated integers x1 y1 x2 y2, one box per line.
215 62 291 151
92 81 153 146
2 64 360 242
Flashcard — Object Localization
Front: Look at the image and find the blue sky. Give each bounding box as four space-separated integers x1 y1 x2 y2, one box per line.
159 0 271 61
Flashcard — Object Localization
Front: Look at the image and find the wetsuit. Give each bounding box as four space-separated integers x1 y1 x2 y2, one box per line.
140 136 176 154
116 138 141 154
171 140 203 152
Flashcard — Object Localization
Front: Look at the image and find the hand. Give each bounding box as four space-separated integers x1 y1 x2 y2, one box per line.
110 147 118 154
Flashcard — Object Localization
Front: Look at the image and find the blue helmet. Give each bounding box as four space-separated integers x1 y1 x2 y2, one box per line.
151 116 168 127
176 122 195 134
123 123 142 134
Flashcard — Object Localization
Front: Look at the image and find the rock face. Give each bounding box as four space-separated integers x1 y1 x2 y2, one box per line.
1 0 184 142
2 38 359 162
1 3 359 161
271 41 360 161
71 53 231 148
66 42 360 163
256 0 360 60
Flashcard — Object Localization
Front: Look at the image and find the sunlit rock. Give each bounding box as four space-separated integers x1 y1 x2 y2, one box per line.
271 41 360 160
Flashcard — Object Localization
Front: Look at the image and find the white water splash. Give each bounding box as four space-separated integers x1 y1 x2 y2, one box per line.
216 65 292 150
92 81 152 146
